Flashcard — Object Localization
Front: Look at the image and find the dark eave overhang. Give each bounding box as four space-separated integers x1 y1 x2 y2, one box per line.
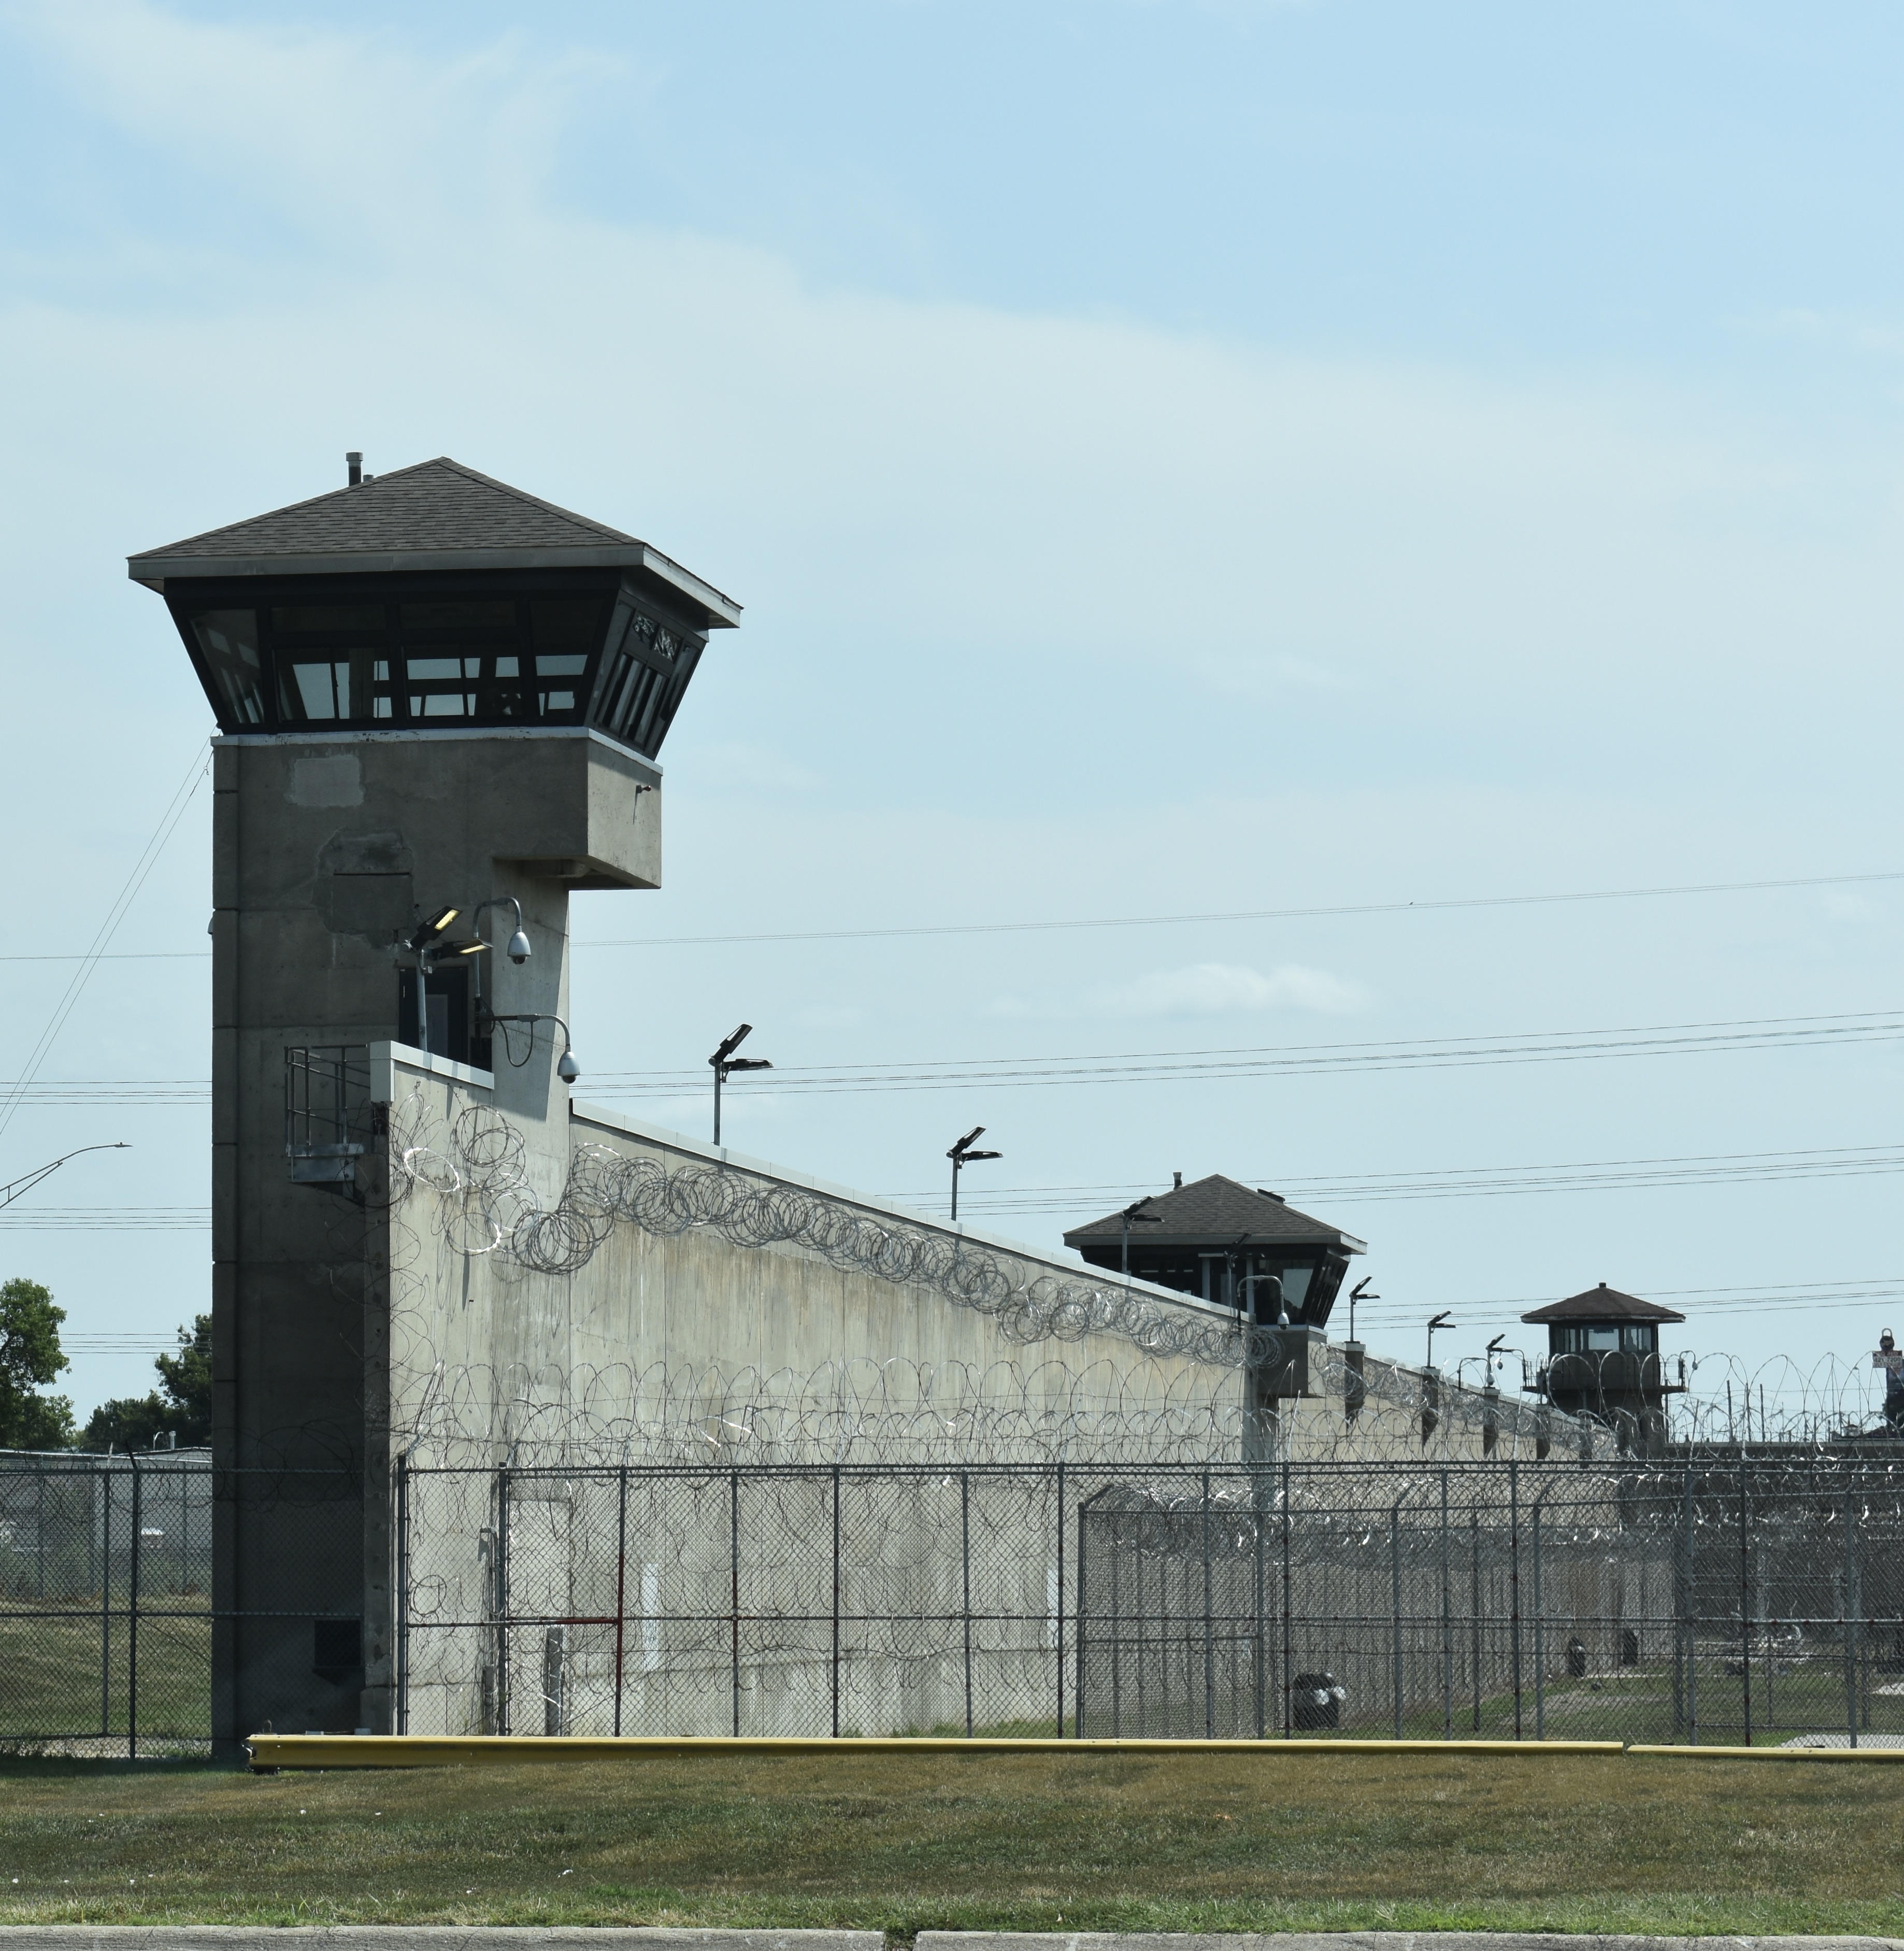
1065 1228 1367 1254
126 540 743 631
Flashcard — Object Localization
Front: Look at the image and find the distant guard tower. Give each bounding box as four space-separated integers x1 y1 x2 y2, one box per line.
129 457 738 1748
1521 1282 1685 1456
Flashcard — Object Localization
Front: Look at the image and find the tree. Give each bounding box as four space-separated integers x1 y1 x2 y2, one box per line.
83 1314 211 1452
0 1277 76 1451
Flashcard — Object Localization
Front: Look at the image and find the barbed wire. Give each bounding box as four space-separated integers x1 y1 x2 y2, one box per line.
368 1087 1904 1473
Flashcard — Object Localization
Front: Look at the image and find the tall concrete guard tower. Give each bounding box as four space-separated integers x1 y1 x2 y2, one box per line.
129 457 738 1745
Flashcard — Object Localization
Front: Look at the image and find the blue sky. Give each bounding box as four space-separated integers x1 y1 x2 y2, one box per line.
2 0 1902 1430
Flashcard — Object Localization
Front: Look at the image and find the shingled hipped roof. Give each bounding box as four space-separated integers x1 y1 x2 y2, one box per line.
1063 1174 1365 1252
1521 1282 1686 1326
127 457 741 628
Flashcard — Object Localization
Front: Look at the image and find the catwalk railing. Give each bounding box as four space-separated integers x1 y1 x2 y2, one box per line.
400 1454 1904 1746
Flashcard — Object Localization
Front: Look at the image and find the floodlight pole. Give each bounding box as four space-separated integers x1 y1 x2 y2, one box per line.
1427 1309 1455 1372
709 1023 774 1146
947 1126 1002 1223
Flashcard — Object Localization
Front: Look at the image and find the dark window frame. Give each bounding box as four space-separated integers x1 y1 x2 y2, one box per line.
166 568 706 758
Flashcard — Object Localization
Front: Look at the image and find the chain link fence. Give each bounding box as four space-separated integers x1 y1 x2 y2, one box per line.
0 1452 212 1753
399 1454 1904 1747
8 1450 1904 1749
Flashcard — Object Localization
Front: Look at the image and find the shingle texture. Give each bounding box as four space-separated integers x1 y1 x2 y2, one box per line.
1521 1283 1686 1325
131 458 637 565
1063 1174 1358 1247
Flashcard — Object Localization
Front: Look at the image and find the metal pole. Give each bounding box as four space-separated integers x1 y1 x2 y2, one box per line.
1440 1468 1453 1741
396 1455 411 1735
1254 1473 1267 1741
1533 1496 1545 1742
833 1464 843 1740
1054 1460 1065 1737
712 1066 722 1147
1391 1489 1408 1739
1076 1488 1089 1740
729 1468 741 1738
496 1465 511 1736
961 1469 973 1739
613 1464 629 1738
99 1462 111 1739
1201 1467 1214 1741
950 1156 959 1223
1844 1480 1859 1750
1738 1449 1752 1747
1509 1461 1523 1741
1470 1506 1482 1733
1280 1450 1293 1739
1684 1458 1698 1747
127 1454 141 1761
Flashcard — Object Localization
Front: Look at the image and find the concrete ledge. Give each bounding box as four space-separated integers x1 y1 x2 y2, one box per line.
0 1934 871 1951
1630 1743 1904 1762
245 1734 1623 1770
914 1939 1904 1951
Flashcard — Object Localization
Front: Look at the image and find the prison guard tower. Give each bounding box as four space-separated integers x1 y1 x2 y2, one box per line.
129 458 738 1751
1065 1176 1365 1449
1521 1282 1686 1457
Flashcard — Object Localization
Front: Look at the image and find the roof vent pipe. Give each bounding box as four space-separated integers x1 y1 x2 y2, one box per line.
346 451 363 488
1172 1170 1183 1190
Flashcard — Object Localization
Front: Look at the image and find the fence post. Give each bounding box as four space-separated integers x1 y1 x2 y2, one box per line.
395 1454 410 1736
99 1462 111 1740
729 1468 741 1739
1076 1486 1089 1740
832 1464 842 1740
1439 1468 1452 1742
1738 1450 1752 1747
1532 1495 1544 1741
613 1463 629 1739
1254 1472 1267 1741
1509 1461 1523 1741
1844 1479 1859 1750
1054 1460 1065 1738
1280 1451 1293 1739
1470 1505 1482 1733
496 1464 511 1736
1679 1459 1696 1746
1390 1490 1406 1739
961 1469 973 1739
1201 1466 1214 1741
127 1452 141 1761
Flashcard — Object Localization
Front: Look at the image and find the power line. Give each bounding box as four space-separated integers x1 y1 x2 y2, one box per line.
581 1005 1904 1100
578 866 1904 952
0 744 209 1153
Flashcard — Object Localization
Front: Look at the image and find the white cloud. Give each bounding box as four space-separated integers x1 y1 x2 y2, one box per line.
991 961 1369 1020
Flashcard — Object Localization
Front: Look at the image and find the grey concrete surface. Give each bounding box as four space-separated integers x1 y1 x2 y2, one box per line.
914 1938 1904 1951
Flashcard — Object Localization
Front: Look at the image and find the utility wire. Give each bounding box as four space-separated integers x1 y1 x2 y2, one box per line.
582 1005 1904 1099
0 745 209 1154
580 866 1904 951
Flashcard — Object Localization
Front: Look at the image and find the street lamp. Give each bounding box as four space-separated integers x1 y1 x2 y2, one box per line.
1347 1274 1377 1344
947 1126 1001 1222
1119 1196 1162 1276
0 1143 131 1215
1426 1309 1455 1372
709 1023 772 1146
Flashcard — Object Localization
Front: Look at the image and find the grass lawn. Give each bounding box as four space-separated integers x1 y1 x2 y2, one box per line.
3 1750 1904 1935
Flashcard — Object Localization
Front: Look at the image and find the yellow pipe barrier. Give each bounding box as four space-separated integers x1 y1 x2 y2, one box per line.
247 1733 1624 1770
